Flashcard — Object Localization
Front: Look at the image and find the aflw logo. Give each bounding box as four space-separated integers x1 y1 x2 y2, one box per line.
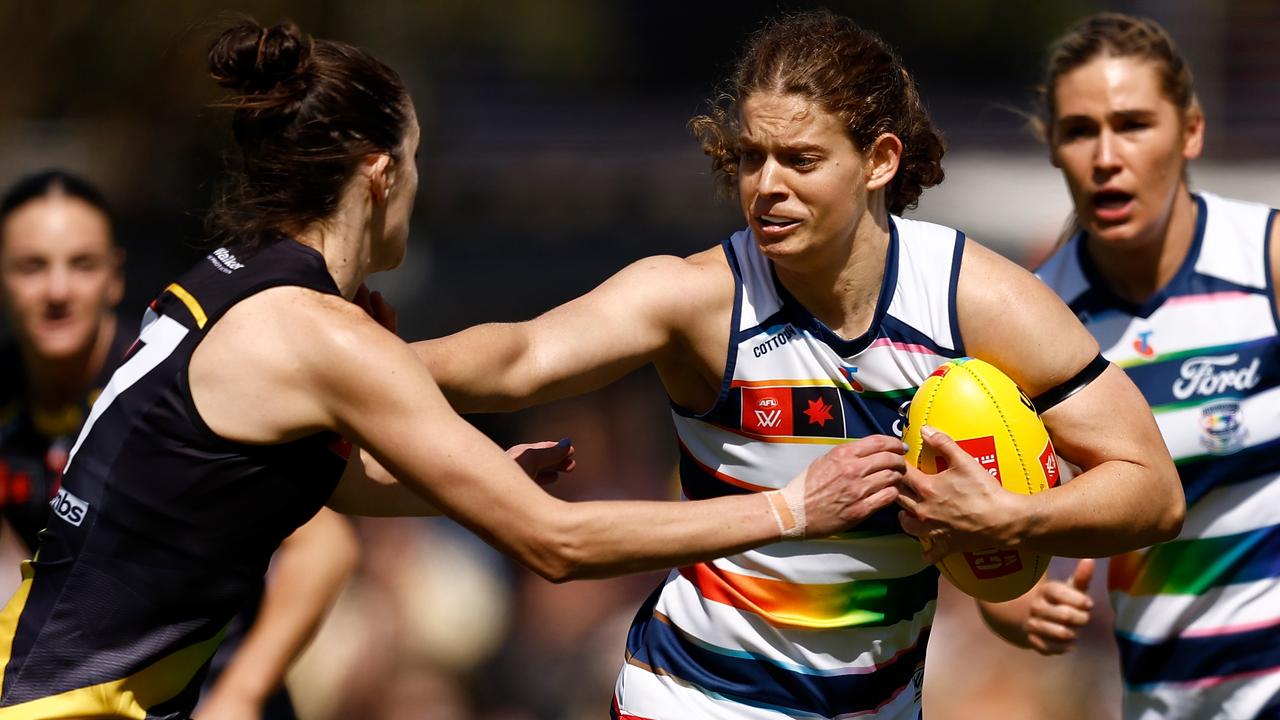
50 487 90 526
754 397 782 427
754 410 783 428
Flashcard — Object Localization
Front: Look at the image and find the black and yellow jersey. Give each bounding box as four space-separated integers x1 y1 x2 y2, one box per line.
0 325 131 551
0 239 348 719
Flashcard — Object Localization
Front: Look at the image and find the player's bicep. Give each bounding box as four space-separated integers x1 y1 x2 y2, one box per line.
1038 364 1164 472
519 256 688 388
311 319 563 533
957 240 1100 397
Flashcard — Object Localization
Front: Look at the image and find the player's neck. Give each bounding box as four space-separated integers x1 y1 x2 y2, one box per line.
774 207 890 340
24 314 117 414
291 200 372 299
1086 188 1197 305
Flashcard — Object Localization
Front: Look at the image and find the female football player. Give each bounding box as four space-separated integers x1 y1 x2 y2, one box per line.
980 13 1280 719
0 20 904 719
414 10 1182 718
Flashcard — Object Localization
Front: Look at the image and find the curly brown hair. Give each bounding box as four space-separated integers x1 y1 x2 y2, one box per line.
690 10 945 215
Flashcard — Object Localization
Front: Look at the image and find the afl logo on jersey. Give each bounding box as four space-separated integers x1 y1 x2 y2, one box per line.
50 487 90 526
1199 400 1246 455
207 247 246 274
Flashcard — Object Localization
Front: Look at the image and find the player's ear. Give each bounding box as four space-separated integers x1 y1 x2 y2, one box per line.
364 153 394 206
865 133 902 193
1181 100 1204 161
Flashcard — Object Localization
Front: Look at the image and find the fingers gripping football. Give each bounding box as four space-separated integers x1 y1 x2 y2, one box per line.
897 426 1021 563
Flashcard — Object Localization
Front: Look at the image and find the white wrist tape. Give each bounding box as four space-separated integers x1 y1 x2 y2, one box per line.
766 475 807 539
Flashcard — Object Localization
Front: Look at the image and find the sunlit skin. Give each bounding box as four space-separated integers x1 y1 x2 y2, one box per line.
0 194 123 414
1050 56 1204 303
289 108 420 297
736 92 901 338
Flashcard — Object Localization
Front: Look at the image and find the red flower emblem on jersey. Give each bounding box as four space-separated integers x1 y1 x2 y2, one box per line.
803 398 834 427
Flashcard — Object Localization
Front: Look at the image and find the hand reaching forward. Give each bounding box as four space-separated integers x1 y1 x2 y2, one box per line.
1022 559 1095 655
775 435 907 539
353 283 398 333
507 438 576 486
896 425 1025 563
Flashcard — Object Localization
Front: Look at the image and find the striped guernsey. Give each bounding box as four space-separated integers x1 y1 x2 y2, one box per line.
1038 191 1280 719
613 216 966 719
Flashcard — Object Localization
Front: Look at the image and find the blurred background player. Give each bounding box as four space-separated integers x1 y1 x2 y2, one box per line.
980 12 1280 719
0 170 360 720
0 171 128 550
415 10 1181 719
0 20 915 718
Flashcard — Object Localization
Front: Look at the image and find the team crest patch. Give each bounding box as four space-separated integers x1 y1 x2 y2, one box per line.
1199 400 1246 454
740 386 845 438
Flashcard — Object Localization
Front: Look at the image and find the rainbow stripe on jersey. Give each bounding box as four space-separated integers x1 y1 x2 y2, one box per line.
612 218 965 720
1038 192 1280 719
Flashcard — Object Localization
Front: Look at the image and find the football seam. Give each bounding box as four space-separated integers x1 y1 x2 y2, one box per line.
959 363 1049 586
957 363 1033 496
917 370 957 587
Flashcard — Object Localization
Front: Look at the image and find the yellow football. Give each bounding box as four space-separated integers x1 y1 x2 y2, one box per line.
903 357 1061 602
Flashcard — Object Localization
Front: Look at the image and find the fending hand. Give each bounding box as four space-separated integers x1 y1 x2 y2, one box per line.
789 434 907 538
353 283 398 333
507 438 577 486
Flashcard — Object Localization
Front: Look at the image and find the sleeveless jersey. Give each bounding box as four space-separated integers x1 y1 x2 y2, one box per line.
1037 192 1280 719
0 240 349 719
613 217 966 720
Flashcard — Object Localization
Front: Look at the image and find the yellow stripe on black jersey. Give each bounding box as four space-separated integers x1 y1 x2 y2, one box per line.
0 240 347 718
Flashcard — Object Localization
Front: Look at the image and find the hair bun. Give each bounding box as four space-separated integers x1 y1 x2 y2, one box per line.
209 20 311 92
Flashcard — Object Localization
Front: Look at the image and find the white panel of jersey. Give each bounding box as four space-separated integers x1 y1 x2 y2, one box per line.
614 217 966 720
1038 192 1280 720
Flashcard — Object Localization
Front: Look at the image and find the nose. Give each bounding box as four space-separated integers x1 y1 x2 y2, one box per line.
1092 128 1121 179
756 157 788 199
45 264 71 304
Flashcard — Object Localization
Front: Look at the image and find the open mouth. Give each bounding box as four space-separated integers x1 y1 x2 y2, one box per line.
1090 190 1135 223
1093 190 1134 210
758 214 800 231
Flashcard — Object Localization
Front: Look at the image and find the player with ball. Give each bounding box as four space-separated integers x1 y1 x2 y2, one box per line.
415 10 1183 719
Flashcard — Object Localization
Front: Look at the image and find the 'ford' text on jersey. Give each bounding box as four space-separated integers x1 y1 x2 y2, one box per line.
1038 192 1280 720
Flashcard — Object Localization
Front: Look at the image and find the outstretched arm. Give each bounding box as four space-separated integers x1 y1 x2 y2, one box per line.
196 509 359 720
412 253 727 412
896 240 1182 559
326 440 576 517
321 321 908 579
187 285 909 583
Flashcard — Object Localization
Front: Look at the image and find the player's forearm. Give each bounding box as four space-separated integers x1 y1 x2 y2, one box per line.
412 324 539 412
500 493 781 582
1011 460 1182 556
